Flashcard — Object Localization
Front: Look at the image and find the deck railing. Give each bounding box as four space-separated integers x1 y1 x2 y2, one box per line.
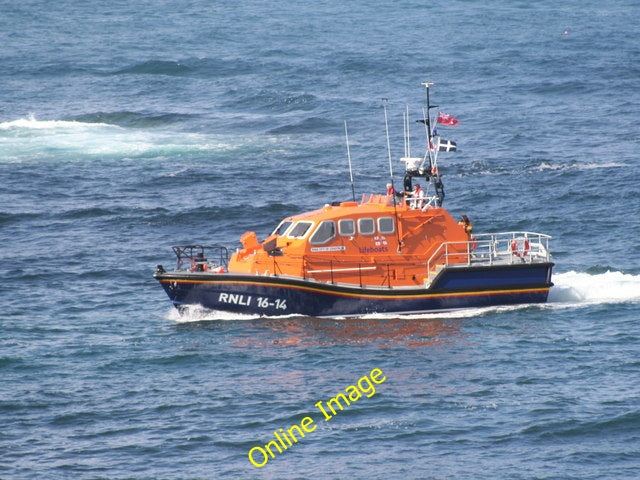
425 231 552 282
171 245 229 271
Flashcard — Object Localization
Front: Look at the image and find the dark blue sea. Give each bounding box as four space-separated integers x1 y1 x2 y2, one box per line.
1 1 639 478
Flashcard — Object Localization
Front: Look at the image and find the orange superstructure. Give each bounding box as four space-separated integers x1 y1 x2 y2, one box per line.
228 193 470 288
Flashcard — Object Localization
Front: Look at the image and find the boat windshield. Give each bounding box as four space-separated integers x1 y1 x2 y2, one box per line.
288 221 314 238
272 220 293 236
309 220 336 244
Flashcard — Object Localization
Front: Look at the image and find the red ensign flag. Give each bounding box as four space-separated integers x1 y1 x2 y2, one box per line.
437 112 459 126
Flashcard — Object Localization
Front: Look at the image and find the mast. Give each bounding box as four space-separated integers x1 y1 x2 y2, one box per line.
383 99 403 252
420 81 445 206
421 81 436 175
344 120 356 202
383 99 394 182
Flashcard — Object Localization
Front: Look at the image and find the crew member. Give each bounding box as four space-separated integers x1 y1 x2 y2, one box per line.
386 183 395 195
458 214 473 237
410 183 424 209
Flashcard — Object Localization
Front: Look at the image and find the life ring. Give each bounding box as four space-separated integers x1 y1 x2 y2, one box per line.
190 262 208 272
510 237 530 258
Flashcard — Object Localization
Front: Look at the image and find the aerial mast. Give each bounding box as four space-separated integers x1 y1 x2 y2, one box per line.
421 81 436 171
344 120 356 202
382 98 394 183
421 81 445 206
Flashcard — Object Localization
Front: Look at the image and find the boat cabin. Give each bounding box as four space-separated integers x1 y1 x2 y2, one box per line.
228 193 470 288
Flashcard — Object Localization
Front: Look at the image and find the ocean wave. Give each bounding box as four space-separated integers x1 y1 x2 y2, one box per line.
267 116 336 135
524 409 640 439
220 90 319 114
536 160 629 172
67 111 198 128
112 60 194 76
111 57 260 78
0 211 40 226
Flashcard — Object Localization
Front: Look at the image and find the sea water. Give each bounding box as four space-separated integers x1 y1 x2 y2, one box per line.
1 1 639 478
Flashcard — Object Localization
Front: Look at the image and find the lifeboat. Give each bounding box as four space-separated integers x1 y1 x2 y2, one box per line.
154 84 553 317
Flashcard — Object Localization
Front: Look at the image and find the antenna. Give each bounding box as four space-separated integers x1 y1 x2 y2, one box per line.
404 105 411 158
383 99 393 179
383 99 403 253
344 120 356 202
422 81 436 138
421 81 446 206
421 106 433 171
421 82 438 176
403 109 407 158
421 81 435 110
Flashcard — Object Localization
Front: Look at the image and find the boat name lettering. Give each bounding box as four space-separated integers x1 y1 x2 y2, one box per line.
358 246 389 254
217 293 287 310
217 293 251 306
309 246 346 252
247 367 387 468
256 297 287 310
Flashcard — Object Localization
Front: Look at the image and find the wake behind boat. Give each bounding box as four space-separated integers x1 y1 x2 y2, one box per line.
154 84 553 317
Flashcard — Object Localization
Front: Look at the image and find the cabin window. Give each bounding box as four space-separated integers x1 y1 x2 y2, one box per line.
287 221 313 238
309 220 336 244
272 220 293 236
358 218 375 235
378 217 395 234
338 219 355 236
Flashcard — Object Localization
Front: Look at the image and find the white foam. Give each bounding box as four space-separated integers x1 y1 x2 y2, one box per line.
166 305 261 323
0 115 245 160
549 270 640 305
0 115 115 131
357 308 500 321
537 160 627 172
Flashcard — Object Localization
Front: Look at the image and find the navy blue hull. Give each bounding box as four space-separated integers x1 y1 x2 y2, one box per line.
154 263 554 317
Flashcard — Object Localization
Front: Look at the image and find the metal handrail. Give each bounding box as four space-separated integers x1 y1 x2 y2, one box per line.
425 231 552 282
172 245 229 271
